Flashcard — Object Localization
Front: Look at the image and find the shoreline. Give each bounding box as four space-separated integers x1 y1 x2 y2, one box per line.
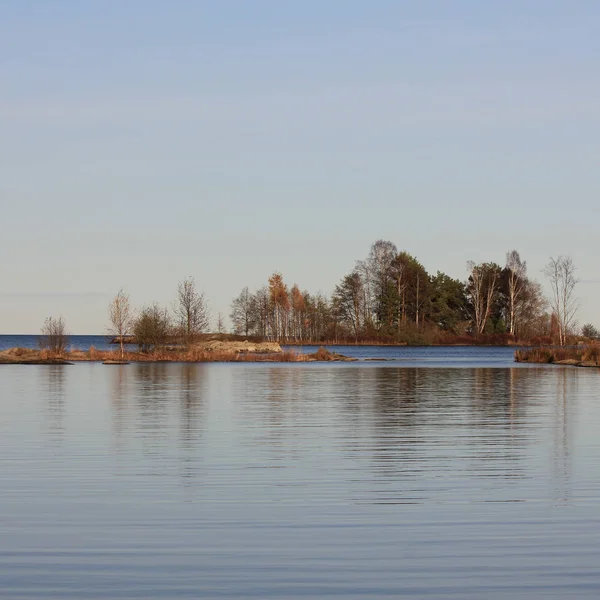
0 346 357 365
514 345 600 368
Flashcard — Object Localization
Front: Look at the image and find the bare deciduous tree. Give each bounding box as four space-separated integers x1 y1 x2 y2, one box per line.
366 239 398 329
108 289 133 359
515 279 548 339
174 277 210 345
40 316 69 355
505 250 527 336
544 256 579 346
230 286 256 337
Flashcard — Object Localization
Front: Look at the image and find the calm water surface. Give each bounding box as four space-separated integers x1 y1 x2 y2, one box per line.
1 355 600 598
0 334 521 364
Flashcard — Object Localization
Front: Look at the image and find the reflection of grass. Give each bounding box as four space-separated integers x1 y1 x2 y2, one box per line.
515 343 600 365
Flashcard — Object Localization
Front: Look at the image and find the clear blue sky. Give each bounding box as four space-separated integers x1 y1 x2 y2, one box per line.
2 1 599 333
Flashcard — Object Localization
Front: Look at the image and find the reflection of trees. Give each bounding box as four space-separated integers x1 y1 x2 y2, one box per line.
552 368 575 505
179 364 204 444
333 367 546 502
234 366 306 451
109 363 207 484
464 368 538 482
367 369 421 482
100 362 581 505
133 363 170 443
110 364 129 451
265 367 302 437
178 364 206 482
44 365 66 439
232 367 543 494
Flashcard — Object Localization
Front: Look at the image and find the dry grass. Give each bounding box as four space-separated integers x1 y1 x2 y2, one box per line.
582 343 600 365
61 347 305 363
0 347 71 365
515 346 585 364
308 347 339 361
2 345 354 364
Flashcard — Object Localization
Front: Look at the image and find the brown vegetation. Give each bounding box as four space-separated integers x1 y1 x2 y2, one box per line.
305 347 357 362
68 347 303 363
0 345 353 364
515 343 600 367
0 347 72 365
40 316 69 355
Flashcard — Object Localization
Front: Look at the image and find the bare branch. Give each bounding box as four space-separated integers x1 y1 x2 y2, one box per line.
108 289 133 359
544 256 579 345
174 277 210 345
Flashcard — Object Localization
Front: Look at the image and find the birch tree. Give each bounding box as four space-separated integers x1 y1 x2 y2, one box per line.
544 256 579 346
504 250 527 336
290 284 306 341
268 272 289 341
467 262 501 335
391 252 410 327
108 289 133 359
367 239 398 328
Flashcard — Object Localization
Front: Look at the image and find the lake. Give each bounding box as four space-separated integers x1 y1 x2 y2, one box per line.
1 350 600 598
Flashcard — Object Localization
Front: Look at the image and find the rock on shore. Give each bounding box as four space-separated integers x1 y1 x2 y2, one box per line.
198 340 283 353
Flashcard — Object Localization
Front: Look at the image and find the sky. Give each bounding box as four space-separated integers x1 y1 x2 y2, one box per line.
1 1 599 334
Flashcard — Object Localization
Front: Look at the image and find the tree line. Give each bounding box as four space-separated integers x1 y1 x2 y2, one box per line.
229 240 589 346
38 240 594 352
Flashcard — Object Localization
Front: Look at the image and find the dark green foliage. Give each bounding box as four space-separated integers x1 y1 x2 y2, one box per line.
332 271 364 341
429 272 469 332
229 241 550 344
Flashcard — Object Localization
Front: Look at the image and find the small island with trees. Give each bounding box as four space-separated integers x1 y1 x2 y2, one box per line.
0 240 598 366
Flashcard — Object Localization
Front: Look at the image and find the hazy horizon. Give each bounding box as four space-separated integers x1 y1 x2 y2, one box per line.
2 1 599 334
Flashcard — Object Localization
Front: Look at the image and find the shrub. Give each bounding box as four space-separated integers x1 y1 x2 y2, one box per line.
133 304 172 353
515 346 585 364
582 324 599 339
583 343 600 365
40 316 69 355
